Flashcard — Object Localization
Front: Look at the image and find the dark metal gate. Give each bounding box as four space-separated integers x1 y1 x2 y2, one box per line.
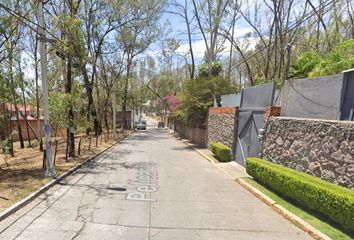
234 82 275 166
340 70 354 121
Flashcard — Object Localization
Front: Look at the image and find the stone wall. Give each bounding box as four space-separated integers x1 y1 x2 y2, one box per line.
262 117 354 189
207 107 237 152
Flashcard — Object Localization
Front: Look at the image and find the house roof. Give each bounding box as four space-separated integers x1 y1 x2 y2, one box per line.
10 114 36 121
5 103 33 112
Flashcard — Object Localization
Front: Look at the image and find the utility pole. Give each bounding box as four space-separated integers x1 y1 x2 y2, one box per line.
112 92 117 138
285 43 292 81
38 0 56 177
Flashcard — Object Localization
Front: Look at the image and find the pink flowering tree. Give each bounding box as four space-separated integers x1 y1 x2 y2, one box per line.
162 95 179 111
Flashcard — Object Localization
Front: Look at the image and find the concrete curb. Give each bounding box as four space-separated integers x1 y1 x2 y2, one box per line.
236 179 331 240
169 131 218 164
236 178 275 206
185 143 219 165
168 129 331 240
0 135 128 222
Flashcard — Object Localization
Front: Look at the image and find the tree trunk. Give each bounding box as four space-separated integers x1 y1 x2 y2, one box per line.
104 95 110 133
104 109 109 134
9 51 24 148
66 59 75 157
122 57 132 130
185 4 195 79
122 76 129 129
215 94 222 107
14 103 24 148
93 61 102 130
82 64 101 136
19 61 32 147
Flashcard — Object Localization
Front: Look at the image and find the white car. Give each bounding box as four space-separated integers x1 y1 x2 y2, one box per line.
136 119 147 130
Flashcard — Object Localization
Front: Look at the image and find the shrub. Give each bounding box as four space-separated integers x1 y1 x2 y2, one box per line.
309 40 354 77
210 142 231 162
290 51 323 78
1 138 11 154
246 158 354 234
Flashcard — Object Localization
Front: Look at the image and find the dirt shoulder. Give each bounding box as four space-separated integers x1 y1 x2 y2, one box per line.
0 131 130 213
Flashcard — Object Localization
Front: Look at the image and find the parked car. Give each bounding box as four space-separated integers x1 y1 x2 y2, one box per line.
136 120 147 130
158 122 164 128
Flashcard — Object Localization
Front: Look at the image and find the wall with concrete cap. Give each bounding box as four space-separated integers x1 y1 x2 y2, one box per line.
207 107 238 154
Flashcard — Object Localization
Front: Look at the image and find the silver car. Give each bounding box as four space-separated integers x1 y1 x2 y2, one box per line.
136 119 147 130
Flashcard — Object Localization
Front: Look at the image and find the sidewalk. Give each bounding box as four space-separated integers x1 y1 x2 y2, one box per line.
169 129 250 179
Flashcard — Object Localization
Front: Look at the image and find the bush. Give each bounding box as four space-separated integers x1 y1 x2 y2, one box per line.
210 142 231 162
309 40 354 77
290 51 323 78
246 158 354 234
1 138 11 154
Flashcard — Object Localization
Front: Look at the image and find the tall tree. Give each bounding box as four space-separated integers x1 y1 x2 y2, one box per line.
169 0 196 79
117 0 164 129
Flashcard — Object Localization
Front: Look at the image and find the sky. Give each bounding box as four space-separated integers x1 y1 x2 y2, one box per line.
148 4 257 67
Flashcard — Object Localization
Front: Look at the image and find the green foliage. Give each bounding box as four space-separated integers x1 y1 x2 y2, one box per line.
174 76 214 126
49 93 71 128
310 40 354 77
246 158 354 234
198 61 223 77
211 142 231 162
290 51 323 78
292 40 354 78
174 62 237 126
1 138 11 154
55 15 86 60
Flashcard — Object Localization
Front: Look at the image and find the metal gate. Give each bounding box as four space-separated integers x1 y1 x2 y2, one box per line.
235 82 275 166
340 70 354 121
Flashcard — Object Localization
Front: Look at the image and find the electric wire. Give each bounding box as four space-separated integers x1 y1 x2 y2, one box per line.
230 0 337 72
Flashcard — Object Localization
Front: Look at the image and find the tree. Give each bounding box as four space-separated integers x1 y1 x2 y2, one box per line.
309 40 354 77
175 62 237 126
168 0 196 79
117 0 164 129
290 51 323 78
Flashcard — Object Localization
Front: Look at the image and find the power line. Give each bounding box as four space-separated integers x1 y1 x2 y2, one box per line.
0 2 68 48
229 0 336 72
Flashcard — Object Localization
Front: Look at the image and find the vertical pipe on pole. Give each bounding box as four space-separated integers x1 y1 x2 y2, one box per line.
38 0 56 177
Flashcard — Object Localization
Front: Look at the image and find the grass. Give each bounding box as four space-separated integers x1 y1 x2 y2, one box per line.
243 177 353 240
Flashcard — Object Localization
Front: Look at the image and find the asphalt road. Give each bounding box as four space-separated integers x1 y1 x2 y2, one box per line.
0 117 311 240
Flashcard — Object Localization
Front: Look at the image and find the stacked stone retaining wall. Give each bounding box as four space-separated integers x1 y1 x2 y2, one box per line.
262 117 354 189
207 107 237 153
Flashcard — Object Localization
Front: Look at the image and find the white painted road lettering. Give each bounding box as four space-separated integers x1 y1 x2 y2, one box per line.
137 185 157 192
126 162 158 202
126 192 155 202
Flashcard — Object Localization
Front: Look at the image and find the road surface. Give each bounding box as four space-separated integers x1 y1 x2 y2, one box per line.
0 117 310 240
